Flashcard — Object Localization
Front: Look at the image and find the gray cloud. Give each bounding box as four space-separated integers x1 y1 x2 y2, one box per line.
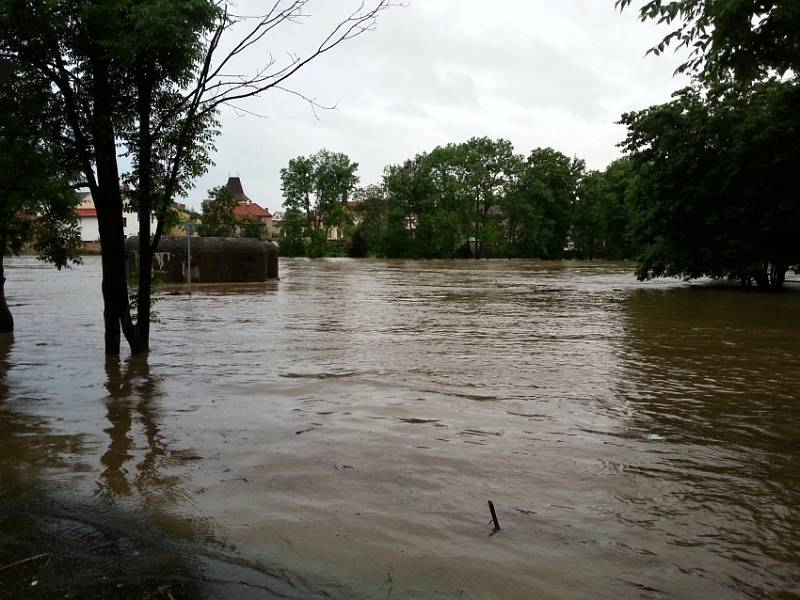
185 0 689 212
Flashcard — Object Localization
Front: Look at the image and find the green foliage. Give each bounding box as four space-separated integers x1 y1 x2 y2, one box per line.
346 227 368 258
572 159 636 260
198 186 238 237
238 217 266 240
128 273 164 326
305 230 328 259
275 142 641 262
348 185 387 257
0 60 81 268
515 148 585 259
616 0 800 82
199 188 267 240
280 149 359 256
620 80 800 289
278 208 307 257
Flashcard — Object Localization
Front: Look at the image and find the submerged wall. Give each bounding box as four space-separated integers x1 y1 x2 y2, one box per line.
125 237 278 283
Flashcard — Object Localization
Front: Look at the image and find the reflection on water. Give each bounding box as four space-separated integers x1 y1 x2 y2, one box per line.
100 357 168 500
1 256 799 599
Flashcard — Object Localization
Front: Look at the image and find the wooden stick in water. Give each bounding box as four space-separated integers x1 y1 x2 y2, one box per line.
488 500 501 531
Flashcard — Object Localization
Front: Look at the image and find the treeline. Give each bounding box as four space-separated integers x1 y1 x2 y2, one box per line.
280 141 637 260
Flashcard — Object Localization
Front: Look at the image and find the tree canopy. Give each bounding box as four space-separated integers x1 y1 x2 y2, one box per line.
280 140 638 262
621 80 799 289
280 149 359 257
617 0 800 82
0 59 81 333
618 0 799 290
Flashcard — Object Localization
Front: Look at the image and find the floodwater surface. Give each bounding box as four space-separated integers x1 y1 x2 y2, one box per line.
1 257 799 599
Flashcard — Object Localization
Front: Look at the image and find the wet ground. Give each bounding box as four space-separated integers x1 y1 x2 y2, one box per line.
1 257 799 599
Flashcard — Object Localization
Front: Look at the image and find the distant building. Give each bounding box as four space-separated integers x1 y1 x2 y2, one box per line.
225 177 274 239
271 210 284 239
165 202 199 238
75 192 156 242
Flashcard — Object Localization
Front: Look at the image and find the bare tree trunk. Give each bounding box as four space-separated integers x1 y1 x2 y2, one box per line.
0 250 12 334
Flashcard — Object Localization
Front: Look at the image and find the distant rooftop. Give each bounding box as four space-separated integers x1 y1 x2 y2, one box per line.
226 177 251 204
225 176 272 218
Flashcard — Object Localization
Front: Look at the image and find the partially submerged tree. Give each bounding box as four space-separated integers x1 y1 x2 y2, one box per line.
572 159 635 260
0 60 81 334
280 149 359 257
515 148 584 259
1 0 393 355
618 0 799 289
621 81 800 289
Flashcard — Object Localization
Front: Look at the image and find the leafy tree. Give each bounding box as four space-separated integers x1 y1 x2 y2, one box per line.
237 217 266 240
617 0 800 82
198 186 238 237
500 178 548 258
413 147 468 258
379 143 591 260
458 137 518 259
349 184 387 257
1 0 219 354
620 80 799 289
2 0 393 355
0 60 81 333
280 149 359 255
619 0 800 288
517 148 585 258
381 160 423 257
278 208 307 257
572 159 636 260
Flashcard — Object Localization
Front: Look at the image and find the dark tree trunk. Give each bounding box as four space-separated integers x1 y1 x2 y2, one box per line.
135 62 154 353
90 58 144 356
753 263 770 290
745 262 786 291
769 262 786 291
0 252 13 334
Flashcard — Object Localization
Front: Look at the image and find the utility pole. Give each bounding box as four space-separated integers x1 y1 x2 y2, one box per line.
186 221 194 293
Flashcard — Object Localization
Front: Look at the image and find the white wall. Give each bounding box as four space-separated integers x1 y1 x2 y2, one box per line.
79 216 100 242
78 211 156 242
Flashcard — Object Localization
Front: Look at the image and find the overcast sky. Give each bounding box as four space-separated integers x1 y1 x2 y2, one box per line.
184 0 690 212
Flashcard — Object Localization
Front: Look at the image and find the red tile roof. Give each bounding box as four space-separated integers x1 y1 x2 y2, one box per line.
233 202 272 219
226 177 273 217
76 208 97 217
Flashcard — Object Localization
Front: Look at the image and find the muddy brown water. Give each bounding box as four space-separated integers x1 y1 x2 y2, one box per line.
1 256 799 599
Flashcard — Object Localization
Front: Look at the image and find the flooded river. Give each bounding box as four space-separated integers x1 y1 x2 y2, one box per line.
1 257 799 599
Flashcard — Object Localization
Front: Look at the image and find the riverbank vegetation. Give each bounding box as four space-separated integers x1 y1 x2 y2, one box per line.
276 2 799 291
278 141 636 262
616 0 800 291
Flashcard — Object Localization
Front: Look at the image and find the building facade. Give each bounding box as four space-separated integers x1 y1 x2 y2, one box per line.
75 192 156 242
224 177 274 239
